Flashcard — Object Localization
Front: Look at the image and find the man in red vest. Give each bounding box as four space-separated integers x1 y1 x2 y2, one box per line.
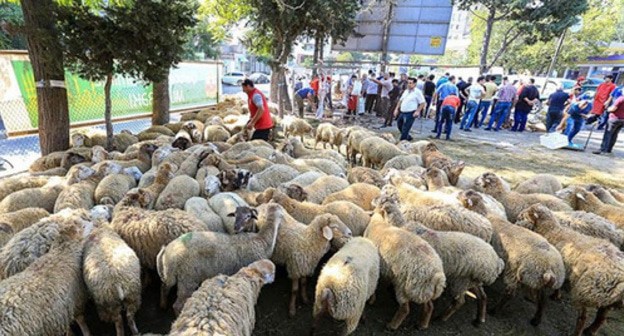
241 79 274 141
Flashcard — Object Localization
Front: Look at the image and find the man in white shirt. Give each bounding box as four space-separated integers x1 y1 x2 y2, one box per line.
393 77 426 141
371 72 394 127
460 75 485 131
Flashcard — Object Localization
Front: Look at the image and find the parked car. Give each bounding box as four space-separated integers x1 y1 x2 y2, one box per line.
222 72 246 86
581 77 604 93
249 72 270 84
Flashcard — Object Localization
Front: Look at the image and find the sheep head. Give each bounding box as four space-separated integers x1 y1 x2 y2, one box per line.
123 167 143 182
139 143 159 159
517 204 559 232
317 214 352 242
90 204 113 225
203 175 221 197
447 161 465 186
422 142 439 154
227 206 259 233
555 186 586 210
91 146 108 163
241 259 276 284
424 167 449 190
0 222 13 235
457 190 487 216
218 169 252 191
155 163 177 185
280 184 308 202
256 188 276 204
122 188 152 209
96 161 124 177
61 152 88 170
71 133 87 148
474 172 503 195
172 133 192 150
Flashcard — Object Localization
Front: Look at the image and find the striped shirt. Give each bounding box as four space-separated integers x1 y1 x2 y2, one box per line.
497 84 517 102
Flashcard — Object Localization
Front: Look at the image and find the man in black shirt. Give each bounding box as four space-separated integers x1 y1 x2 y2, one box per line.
456 77 472 123
423 74 436 118
511 78 540 132
385 79 401 127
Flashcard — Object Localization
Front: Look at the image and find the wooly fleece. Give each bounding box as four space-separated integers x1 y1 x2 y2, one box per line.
313 237 380 335
169 259 275 336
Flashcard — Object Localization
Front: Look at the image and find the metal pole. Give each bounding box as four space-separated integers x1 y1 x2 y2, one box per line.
542 29 566 95
380 2 394 73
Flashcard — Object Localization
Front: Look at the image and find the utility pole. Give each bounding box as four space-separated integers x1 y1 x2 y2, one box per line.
541 29 567 94
380 2 394 73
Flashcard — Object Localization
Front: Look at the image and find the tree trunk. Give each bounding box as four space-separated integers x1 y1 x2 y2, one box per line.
20 0 70 155
312 35 319 75
270 65 280 105
480 7 496 74
152 76 170 125
104 73 113 150
277 69 292 116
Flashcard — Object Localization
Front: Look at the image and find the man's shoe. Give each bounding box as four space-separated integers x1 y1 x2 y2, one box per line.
463 129 472 132
484 128 492 131
592 150 603 155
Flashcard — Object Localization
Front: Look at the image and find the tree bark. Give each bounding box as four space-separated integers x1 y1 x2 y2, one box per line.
480 6 496 74
312 34 319 75
270 64 280 106
277 69 292 116
20 0 70 155
104 73 113 150
152 76 170 125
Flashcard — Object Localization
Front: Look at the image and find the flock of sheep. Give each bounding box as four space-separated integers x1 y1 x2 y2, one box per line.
0 95 624 336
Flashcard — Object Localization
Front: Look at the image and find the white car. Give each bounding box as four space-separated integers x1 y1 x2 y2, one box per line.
222 72 246 86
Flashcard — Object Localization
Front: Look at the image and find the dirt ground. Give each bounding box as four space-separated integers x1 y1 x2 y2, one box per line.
82 112 624 335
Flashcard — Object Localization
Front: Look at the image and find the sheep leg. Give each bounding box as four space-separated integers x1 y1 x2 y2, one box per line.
550 288 562 301
386 302 410 330
126 311 140 336
472 286 487 327
439 294 466 321
75 315 91 336
289 277 300 317
418 300 434 330
573 307 588 336
583 305 612 335
114 314 125 336
173 283 195 316
489 287 515 315
300 277 310 305
530 289 546 326
159 283 170 309
343 315 360 336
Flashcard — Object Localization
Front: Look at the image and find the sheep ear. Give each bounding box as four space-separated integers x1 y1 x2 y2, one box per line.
251 209 258 219
322 226 333 240
227 212 236 217
576 193 586 201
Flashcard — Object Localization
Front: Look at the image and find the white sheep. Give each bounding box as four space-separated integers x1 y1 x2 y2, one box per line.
364 198 446 330
83 227 141 336
553 211 624 248
314 122 341 150
556 187 624 230
312 237 380 335
95 167 142 205
0 208 50 248
282 116 313 141
255 204 352 316
297 175 350 204
156 203 283 314
0 183 65 214
358 137 407 169
459 190 565 326
0 240 90 336
0 208 95 280
321 183 381 211
382 195 504 326
208 192 255 234
169 259 276 336
518 205 624 336
514 174 563 195
0 175 50 202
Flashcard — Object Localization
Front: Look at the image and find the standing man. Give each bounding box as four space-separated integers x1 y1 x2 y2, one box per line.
241 79 274 141
394 77 426 141
423 74 436 117
398 73 408 93
456 77 472 123
476 75 498 128
460 76 485 131
294 86 315 117
594 93 624 155
346 74 361 117
371 72 393 125
365 72 379 114
417 74 425 91
385 79 401 127
432 75 458 133
436 92 460 140
436 72 450 88
310 74 320 109
511 78 540 132
545 85 571 132
486 76 516 131
587 75 616 130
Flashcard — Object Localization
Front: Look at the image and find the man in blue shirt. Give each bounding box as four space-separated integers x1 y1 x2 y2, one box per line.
562 99 593 147
431 75 458 133
295 87 315 117
436 72 450 88
545 86 571 132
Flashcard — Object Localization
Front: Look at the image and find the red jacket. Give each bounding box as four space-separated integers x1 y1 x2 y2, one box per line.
247 88 273 130
592 82 616 115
